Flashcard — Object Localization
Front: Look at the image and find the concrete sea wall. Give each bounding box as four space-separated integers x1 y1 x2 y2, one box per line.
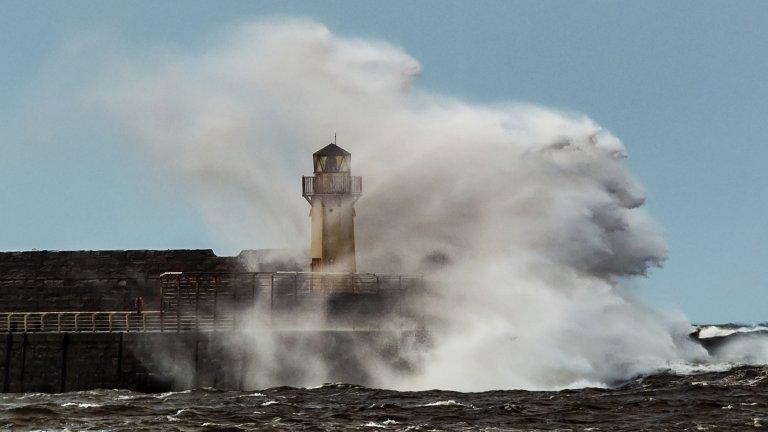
0 249 305 312
0 330 408 393
0 249 410 393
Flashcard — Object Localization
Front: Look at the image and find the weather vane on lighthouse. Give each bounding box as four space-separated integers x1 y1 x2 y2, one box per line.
302 139 362 273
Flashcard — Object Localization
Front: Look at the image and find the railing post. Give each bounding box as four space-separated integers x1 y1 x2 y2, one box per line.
23 314 28 333
251 273 257 307
232 275 239 331
195 275 200 332
213 275 219 331
124 313 129 332
270 273 275 310
74 313 79 332
159 276 164 312
108 313 113 332
57 313 61 332
176 275 181 333
92 313 96 332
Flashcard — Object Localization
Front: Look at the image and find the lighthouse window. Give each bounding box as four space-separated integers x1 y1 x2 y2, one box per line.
315 156 327 172
326 156 338 172
313 153 350 173
338 156 350 171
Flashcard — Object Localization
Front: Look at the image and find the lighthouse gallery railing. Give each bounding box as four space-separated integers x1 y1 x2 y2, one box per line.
302 175 362 196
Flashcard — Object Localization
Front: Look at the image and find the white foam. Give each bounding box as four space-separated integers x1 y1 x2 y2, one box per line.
60 402 102 408
201 422 237 428
664 361 736 376
697 325 768 339
154 389 191 399
239 392 266 398
419 400 464 407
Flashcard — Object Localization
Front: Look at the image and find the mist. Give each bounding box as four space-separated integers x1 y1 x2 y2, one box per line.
87 18 722 390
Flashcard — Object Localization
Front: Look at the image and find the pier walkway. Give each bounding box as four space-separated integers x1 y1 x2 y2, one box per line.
0 272 424 334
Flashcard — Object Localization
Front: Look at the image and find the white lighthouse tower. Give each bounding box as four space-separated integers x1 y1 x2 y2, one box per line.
302 142 362 273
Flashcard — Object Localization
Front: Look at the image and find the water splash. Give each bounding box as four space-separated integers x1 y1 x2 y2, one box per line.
91 18 719 390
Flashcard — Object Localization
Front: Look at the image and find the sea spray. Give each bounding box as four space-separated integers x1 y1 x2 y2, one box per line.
79 18 717 390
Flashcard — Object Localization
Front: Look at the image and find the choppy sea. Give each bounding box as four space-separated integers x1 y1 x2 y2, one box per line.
1 324 766 431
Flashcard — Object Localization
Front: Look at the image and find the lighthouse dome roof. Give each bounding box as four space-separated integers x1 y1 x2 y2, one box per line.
313 143 351 157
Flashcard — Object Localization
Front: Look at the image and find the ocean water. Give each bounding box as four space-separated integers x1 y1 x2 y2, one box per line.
1 326 766 431
1 365 766 431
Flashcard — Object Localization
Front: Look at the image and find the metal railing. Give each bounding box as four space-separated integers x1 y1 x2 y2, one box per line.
302 175 362 197
0 272 424 333
159 272 422 313
0 311 235 333
274 272 419 295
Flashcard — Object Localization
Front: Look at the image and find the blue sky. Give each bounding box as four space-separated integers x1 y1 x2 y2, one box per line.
1 1 766 323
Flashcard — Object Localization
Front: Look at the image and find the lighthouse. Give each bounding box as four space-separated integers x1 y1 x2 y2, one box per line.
302 142 362 273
